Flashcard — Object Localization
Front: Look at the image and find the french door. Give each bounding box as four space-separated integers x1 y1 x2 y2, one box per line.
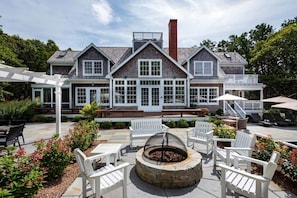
139 86 161 112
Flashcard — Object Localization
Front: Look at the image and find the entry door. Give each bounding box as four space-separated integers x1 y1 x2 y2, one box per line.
89 89 98 103
140 87 161 112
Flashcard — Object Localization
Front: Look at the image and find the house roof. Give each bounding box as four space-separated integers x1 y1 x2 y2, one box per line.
48 45 247 67
106 41 193 79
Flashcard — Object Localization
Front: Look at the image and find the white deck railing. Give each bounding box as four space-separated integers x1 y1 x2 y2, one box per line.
225 74 259 85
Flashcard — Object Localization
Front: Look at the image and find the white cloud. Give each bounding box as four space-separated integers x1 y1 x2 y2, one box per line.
92 0 117 25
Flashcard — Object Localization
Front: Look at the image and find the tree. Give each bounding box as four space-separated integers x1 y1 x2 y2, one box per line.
250 24 297 97
200 39 217 51
249 23 274 46
282 16 297 28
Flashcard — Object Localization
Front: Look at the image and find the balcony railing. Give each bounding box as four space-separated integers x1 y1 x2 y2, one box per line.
225 74 259 85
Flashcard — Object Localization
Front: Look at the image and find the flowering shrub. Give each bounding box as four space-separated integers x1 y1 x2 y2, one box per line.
65 120 99 151
213 124 237 139
254 135 297 181
0 146 45 197
34 138 72 181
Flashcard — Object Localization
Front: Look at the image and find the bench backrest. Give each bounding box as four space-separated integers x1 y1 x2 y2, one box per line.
131 119 163 133
193 121 213 139
232 131 256 157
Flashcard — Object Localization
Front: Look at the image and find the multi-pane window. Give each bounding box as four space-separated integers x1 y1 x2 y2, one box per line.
114 80 137 104
164 80 185 104
194 61 213 76
83 60 103 76
190 87 218 105
138 59 161 77
76 87 109 106
77 88 86 104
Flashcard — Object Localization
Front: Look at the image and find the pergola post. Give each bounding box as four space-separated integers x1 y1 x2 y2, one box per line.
55 85 62 136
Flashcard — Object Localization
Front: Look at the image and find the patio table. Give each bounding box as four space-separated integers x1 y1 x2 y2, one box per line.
90 143 122 166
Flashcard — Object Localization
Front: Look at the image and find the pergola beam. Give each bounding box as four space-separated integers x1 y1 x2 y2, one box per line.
0 63 67 135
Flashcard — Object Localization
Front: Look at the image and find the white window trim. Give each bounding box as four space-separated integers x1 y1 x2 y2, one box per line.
83 60 103 76
163 79 186 105
190 87 219 105
138 59 162 77
75 87 109 106
194 61 213 76
113 79 137 106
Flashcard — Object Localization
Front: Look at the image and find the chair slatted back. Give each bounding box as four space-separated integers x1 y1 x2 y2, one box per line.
194 122 213 140
232 132 256 156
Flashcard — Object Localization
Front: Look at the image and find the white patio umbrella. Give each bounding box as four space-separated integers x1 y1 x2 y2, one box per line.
212 93 247 101
263 96 297 103
271 102 297 111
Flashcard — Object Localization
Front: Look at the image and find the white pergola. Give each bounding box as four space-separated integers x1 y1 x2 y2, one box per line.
0 63 68 135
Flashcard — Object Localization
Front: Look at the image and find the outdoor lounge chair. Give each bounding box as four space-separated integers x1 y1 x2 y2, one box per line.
187 121 213 156
285 112 297 126
74 148 129 198
219 151 280 198
213 131 256 171
250 113 273 127
11 120 26 143
273 113 290 127
0 124 24 148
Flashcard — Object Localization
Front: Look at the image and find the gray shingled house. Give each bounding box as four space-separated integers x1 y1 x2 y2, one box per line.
32 19 264 117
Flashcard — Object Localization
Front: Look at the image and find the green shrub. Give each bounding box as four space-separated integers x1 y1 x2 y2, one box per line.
207 117 224 126
100 121 112 129
166 119 176 128
114 122 126 129
72 115 83 122
79 101 100 120
216 108 224 116
176 119 189 128
31 115 55 123
189 120 197 127
213 124 236 139
254 135 277 161
34 138 72 181
61 115 68 122
0 146 45 197
0 99 36 120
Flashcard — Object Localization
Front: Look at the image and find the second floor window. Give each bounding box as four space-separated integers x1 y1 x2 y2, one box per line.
138 59 162 77
83 60 103 76
194 61 213 76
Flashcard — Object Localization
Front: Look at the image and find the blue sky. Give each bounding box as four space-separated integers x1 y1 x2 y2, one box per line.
0 0 296 50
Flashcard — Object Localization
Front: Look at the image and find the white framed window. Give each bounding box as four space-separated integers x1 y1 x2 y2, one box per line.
83 60 103 76
190 87 218 105
164 80 186 104
194 61 213 76
114 80 137 105
138 59 162 77
75 87 109 106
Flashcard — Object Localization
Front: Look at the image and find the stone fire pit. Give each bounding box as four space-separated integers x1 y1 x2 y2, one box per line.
135 147 202 188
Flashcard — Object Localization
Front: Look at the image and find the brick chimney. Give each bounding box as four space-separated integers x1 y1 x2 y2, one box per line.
168 19 178 61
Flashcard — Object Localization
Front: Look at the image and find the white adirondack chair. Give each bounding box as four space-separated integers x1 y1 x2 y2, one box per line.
187 121 214 156
219 151 280 198
74 148 129 198
213 131 256 171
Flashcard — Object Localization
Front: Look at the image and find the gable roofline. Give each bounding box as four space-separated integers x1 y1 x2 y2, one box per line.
74 43 115 64
106 41 193 78
181 45 221 65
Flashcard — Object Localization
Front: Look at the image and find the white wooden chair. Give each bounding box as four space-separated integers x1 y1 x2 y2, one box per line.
219 151 280 198
213 131 256 171
186 121 213 156
74 148 129 198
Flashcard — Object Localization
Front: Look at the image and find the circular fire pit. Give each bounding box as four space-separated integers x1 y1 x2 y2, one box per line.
135 132 202 188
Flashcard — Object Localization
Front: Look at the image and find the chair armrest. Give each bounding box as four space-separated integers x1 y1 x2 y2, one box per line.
224 147 253 152
129 126 134 131
218 163 269 182
186 128 194 136
233 155 268 167
213 138 235 143
86 152 113 162
206 130 213 135
89 162 130 178
162 124 169 132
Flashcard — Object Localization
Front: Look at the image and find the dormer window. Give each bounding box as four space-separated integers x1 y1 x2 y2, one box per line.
194 61 213 76
83 60 103 76
138 59 162 77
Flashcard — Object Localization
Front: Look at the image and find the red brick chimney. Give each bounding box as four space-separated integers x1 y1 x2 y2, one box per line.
168 19 178 61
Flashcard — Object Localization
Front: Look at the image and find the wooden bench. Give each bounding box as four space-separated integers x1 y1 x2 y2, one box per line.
129 118 169 148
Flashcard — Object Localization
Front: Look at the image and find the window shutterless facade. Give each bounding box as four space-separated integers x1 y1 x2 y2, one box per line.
114 80 137 105
164 80 186 104
194 61 213 76
83 60 103 76
138 59 162 77
190 87 219 105
75 87 109 106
